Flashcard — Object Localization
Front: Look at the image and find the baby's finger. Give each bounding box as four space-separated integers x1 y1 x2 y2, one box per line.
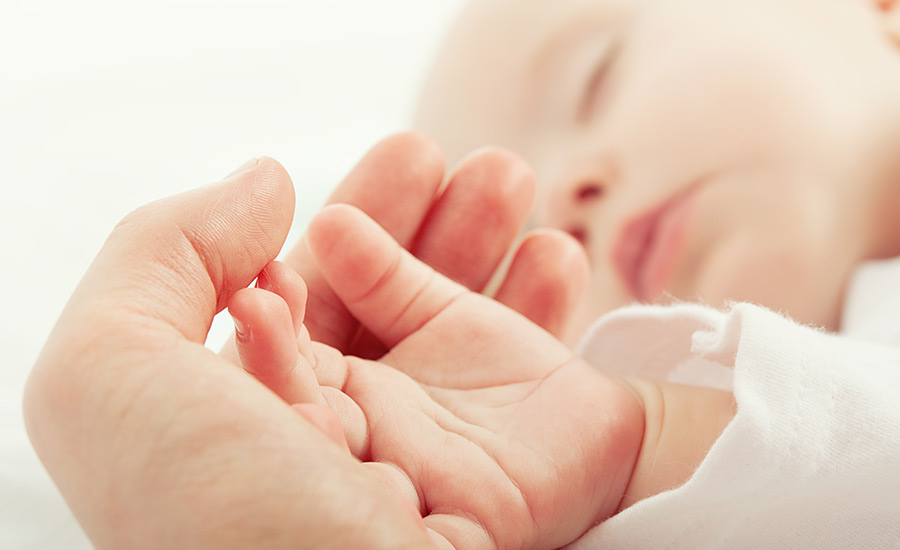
282 133 446 351
493 229 589 340
255 261 308 337
411 148 535 292
320 386 369 458
363 462 422 515
348 148 535 359
290 403 350 453
255 261 318 363
307 204 465 349
425 514 494 550
228 287 322 405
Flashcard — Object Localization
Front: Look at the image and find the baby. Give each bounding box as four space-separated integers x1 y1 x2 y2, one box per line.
23 0 900 548
414 0 900 342
228 0 900 548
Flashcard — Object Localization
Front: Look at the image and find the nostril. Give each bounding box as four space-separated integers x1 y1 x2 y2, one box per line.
575 182 604 202
567 226 588 246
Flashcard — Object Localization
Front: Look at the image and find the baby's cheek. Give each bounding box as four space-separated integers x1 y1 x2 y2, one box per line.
691 233 775 304
691 233 843 328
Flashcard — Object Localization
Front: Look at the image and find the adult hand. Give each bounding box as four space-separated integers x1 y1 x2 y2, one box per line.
23 156 434 549
220 133 588 364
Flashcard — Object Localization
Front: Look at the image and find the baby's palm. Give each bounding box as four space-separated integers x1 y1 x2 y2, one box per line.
234 205 642 550
349 295 639 549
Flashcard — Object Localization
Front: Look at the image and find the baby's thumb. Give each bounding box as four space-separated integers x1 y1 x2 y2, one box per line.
74 157 295 343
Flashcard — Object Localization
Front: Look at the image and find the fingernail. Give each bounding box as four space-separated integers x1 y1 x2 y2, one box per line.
255 269 272 291
226 157 259 178
233 318 250 340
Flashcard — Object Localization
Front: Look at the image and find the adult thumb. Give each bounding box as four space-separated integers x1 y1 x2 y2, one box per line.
71 157 295 343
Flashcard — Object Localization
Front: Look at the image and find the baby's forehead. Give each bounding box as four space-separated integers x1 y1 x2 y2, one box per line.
417 0 604 160
426 0 633 97
444 0 603 64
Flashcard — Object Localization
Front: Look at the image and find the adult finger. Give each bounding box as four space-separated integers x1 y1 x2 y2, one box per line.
77 157 294 343
410 148 535 292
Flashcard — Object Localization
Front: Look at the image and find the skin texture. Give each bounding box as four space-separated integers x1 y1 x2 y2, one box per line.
230 210 734 548
28 1 900 545
23 154 435 549
27 135 583 549
414 0 900 343
23 133 731 548
219 137 588 361
229 206 644 550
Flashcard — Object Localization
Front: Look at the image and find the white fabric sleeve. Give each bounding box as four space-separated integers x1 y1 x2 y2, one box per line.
841 256 900 347
567 302 900 549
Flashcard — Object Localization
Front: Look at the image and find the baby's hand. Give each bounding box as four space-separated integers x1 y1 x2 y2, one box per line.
228 261 365 454
229 207 644 550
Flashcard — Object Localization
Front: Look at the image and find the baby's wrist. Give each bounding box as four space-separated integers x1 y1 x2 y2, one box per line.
614 377 735 512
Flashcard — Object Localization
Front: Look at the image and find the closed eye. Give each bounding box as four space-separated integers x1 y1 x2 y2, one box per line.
576 39 620 122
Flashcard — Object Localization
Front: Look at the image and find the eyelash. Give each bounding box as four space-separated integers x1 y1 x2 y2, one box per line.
577 40 620 122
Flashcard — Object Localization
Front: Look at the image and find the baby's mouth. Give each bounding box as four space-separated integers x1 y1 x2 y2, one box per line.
612 188 696 302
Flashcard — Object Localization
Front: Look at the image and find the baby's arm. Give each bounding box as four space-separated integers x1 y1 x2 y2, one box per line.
230 209 735 549
616 378 734 510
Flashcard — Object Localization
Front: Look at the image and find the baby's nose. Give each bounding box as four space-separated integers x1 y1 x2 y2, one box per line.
575 181 605 202
545 175 608 219
565 182 605 245
537 155 617 239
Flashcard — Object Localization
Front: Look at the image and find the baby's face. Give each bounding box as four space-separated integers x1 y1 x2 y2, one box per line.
415 0 900 341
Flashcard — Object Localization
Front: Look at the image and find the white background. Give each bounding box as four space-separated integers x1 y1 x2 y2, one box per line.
0 0 465 546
